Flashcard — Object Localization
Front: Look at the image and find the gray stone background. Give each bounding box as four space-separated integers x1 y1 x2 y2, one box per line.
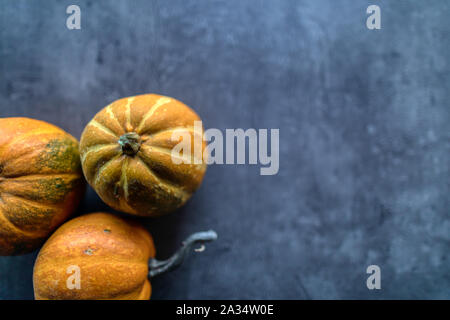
0 0 449 299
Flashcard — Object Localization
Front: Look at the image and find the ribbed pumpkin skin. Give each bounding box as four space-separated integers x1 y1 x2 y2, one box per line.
33 212 155 300
79 94 207 217
0 117 85 256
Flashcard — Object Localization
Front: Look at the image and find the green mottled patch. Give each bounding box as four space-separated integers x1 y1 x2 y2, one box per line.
35 177 81 203
39 138 81 172
4 202 55 234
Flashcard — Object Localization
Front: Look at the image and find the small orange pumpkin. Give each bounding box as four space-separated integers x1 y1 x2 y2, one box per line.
0 117 85 255
79 94 207 217
33 212 217 300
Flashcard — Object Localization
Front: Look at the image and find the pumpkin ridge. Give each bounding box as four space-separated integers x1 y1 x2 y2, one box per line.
135 96 172 134
140 144 172 152
38 236 151 265
80 144 118 163
124 97 135 132
143 125 196 139
105 104 123 128
141 144 198 164
135 156 188 198
114 158 140 215
0 131 66 168
0 174 82 206
1 129 66 150
0 204 47 238
88 120 119 138
2 192 64 237
103 102 126 136
0 177 80 206
93 154 123 187
0 172 80 181
36 255 149 269
119 157 129 202
0 191 65 210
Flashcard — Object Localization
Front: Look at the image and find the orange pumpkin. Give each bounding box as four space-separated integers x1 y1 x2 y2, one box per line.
0 117 85 255
33 212 217 300
79 94 207 217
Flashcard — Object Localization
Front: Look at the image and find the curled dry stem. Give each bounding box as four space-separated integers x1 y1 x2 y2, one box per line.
148 230 218 278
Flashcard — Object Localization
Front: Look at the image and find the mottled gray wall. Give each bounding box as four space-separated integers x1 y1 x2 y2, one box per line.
0 0 449 299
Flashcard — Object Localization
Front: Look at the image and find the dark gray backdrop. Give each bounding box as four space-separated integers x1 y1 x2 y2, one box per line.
0 0 449 299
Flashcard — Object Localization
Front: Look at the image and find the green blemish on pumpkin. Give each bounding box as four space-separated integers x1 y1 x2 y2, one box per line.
6 205 54 233
12 177 82 204
84 248 94 255
38 138 81 172
42 178 69 200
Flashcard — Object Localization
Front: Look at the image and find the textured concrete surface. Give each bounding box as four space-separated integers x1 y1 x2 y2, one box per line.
0 0 449 299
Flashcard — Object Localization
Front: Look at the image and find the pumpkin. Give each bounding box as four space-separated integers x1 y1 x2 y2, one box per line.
79 94 207 217
0 117 85 256
33 212 217 300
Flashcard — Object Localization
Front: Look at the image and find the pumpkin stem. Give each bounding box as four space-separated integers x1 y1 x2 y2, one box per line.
118 132 141 156
148 230 218 278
